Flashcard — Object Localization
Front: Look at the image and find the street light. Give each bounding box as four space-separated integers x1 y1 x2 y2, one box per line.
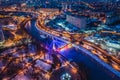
60 73 71 80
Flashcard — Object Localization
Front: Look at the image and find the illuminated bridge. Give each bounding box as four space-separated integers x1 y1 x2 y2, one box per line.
3 9 120 80
25 19 120 80
1 7 119 80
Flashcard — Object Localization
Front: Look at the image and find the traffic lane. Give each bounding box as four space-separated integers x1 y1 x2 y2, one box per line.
60 47 119 80
26 19 120 80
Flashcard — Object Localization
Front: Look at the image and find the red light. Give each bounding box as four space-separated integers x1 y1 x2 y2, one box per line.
57 44 72 52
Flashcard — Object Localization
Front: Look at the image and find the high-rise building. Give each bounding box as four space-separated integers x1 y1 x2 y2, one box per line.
66 14 87 29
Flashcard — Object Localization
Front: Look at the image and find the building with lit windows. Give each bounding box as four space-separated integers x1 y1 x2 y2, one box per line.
66 13 87 28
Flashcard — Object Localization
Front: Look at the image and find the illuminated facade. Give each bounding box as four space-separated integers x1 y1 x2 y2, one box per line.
66 14 87 28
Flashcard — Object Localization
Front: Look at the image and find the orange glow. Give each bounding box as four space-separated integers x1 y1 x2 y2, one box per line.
71 68 77 74
46 60 52 64
56 63 61 69
58 44 72 52
1 66 5 71
91 50 97 54
35 55 41 59
35 69 40 73
29 53 34 57
112 64 120 71
2 77 9 80
19 71 24 75
66 61 70 65
25 63 31 67
45 73 50 79
99 56 108 62
64 61 70 66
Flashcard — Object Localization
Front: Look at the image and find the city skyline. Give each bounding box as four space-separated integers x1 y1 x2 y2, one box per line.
0 0 120 80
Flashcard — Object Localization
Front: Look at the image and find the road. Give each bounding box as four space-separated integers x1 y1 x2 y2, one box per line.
36 17 120 71
25 19 85 80
8 9 120 79
25 19 120 80
1 10 120 80
0 11 85 80
60 47 120 80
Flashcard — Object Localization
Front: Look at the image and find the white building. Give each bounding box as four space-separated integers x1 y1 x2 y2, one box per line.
66 14 87 28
